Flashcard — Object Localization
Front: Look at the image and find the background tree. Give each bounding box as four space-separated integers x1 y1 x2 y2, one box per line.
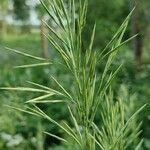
138 0 150 64
129 0 150 66
130 0 144 66
83 0 125 49
12 0 30 32
0 0 9 38
35 1 49 58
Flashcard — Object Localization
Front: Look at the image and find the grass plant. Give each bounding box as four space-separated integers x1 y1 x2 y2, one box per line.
1 0 146 149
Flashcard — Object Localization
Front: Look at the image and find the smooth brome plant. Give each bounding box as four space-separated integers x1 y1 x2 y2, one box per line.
1 0 145 149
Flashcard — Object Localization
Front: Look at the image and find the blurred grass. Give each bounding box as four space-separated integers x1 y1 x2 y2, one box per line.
0 33 41 64
0 33 40 50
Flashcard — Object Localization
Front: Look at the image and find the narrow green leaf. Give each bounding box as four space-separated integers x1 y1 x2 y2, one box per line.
101 34 138 60
89 134 104 150
26 93 55 103
98 7 135 59
135 139 144 150
14 62 52 68
27 81 64 96
61 121 82 147
0 87 49 93
123 104 146 131
68 106 82 140
51 76 74 102
43 20 68 47
89 23 96 51
31 100 65 104
5 105 41 117
39 0 61 29
44 33 70 60
5 47 46 61
44 131 68 143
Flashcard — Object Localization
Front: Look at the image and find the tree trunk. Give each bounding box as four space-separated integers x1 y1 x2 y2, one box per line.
40 16 48 59
0 12 7 39
2 21 7 38
130 0 143 67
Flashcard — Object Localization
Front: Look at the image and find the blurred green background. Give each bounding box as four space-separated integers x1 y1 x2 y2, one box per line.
0 0 149 149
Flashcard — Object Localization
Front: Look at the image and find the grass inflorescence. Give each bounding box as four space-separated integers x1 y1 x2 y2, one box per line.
1 0 145 149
